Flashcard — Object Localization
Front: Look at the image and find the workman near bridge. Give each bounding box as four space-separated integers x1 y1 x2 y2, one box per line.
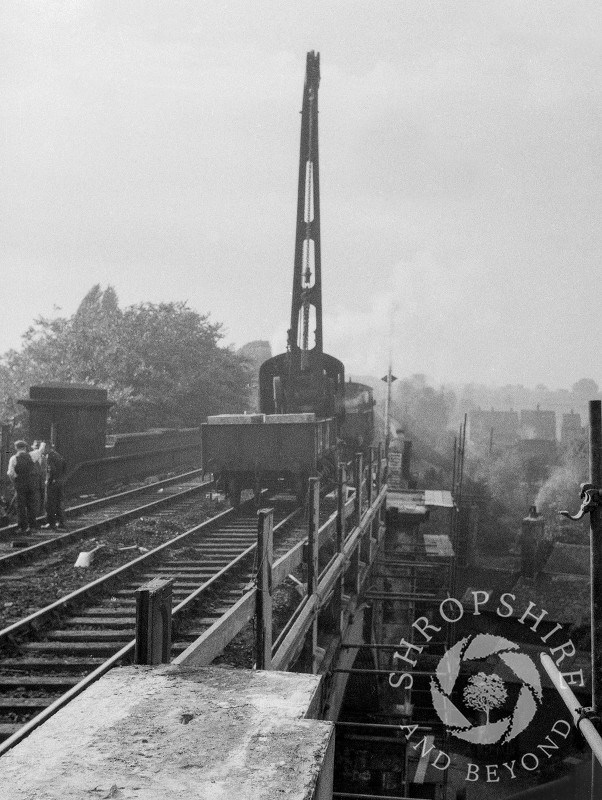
29 440 46 523
43 444 66 531
7 440 37 533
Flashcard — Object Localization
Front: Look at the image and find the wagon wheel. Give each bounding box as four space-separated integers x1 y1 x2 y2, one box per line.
228 476 242 510
294 473 308 505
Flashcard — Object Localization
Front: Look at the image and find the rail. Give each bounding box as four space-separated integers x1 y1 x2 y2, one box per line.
175 451 387 673
0 496 299 756
0 466 208 538
540 654 602 766
0 474 212 571
0 489 228 646
546 400 602 797
63 440 202 494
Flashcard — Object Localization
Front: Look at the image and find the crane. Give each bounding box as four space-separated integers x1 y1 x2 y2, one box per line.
259 51 345 422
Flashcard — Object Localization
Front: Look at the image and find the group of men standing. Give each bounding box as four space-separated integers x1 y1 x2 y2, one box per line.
7 440 66 533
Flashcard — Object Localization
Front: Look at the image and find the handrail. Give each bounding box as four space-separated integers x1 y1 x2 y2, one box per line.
540 653 602 767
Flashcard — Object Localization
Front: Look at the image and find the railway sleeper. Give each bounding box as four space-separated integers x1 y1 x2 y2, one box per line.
88 606 138 616
0 675 83 688
0 657 106 672
165 559 241 567
67 616 135 626
0 724 22 740
188 542 254 548
0 697 62 711
44 630 134 642
22 641 131 655
112 588 195 599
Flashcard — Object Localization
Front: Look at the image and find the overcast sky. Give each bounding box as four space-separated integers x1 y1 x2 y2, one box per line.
2 1 601 388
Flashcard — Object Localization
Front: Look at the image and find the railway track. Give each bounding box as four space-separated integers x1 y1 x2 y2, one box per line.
0 468 212 573
0 497 307 754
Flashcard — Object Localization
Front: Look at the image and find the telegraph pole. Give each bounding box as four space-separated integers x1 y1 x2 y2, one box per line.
381 364 397 460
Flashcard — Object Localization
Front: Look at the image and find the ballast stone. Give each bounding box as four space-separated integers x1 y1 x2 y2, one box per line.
0 664 333 800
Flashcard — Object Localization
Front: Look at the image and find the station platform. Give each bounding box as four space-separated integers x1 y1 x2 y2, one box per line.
0 665 334 800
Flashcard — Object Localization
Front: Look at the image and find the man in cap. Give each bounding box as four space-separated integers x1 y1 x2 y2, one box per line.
29 440 46 525
7 440 37 533
43 443 67 530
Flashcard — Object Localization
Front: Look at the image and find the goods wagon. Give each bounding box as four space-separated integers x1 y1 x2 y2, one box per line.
201 413 337 506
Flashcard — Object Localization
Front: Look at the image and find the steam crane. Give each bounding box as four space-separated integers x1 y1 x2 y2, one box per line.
259 51 345 423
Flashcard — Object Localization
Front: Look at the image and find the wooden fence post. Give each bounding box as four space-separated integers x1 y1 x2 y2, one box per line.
367 447 374 507
135 577 173 665
330 463 346 635
354 452 363 529
375 442 382 496
0 425 9 497
300 477 320 673
255 508 274 670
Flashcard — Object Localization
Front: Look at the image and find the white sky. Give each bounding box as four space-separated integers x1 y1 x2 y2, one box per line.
1 1 601 388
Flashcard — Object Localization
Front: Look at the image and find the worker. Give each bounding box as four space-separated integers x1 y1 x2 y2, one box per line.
7 440 37 533
43 443 67 530
29 440 47 525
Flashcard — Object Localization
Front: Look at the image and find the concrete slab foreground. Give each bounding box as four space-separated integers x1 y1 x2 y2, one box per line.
0 665 334 800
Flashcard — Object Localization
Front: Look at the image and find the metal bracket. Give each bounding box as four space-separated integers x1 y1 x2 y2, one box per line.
576 706 602 732
559 483 602 521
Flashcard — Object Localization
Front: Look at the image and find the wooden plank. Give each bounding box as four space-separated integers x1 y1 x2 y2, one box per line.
175 484 387 674
272 539 305 587
331 464 346 635
255 509 273 670
271 595 318 671
354 454 363 528
301 478 320 673
173 589 256 667
344 494 355 519
317 554 345 601
318 511 337 547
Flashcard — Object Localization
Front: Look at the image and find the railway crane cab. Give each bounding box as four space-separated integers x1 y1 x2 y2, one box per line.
259 349 345 423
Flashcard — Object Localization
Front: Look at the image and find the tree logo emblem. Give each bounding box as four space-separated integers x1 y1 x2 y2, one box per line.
430 633 543 745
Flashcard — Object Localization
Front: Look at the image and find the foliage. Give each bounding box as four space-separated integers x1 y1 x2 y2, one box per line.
463 672 508 724
572 378 600 397
468 448 534 549
0 285 250 433
535 442 588 525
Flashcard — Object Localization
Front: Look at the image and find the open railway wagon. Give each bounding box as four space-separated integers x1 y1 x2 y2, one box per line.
201 412 337 506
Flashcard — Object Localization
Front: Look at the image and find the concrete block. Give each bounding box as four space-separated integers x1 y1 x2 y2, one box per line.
1 665 333 800
206 414 265 424
264 413 316 424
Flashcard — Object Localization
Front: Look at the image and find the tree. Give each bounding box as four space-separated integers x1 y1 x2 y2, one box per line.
535 442 587 524
572 378 600 398
463 672 508 724
0 286 250 433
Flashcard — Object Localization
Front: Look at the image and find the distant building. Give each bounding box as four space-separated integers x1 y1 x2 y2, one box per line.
468 408 519 450
237 340 272 369
237 340 272 411
561 410 584 446
520 405 556 441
